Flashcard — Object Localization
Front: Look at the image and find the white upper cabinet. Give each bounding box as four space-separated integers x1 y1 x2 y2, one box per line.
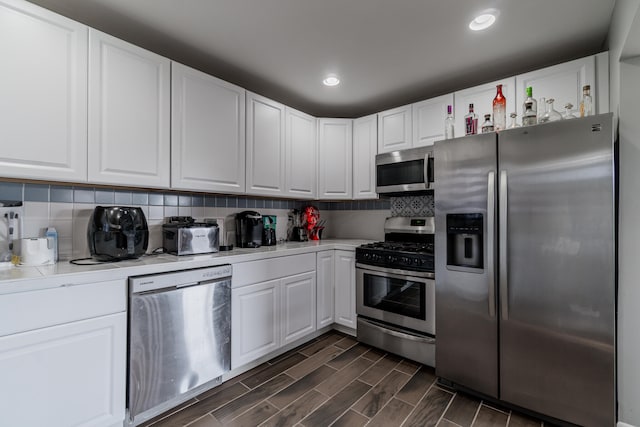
378 104 413 153
0 0 88 182
413 94 454 146
285 107 317 199
515 55 596 119
88 29 170 188
246 92 286 196
318 118 353 200
454 77 516 138
353 114 378 200
171 62 246 193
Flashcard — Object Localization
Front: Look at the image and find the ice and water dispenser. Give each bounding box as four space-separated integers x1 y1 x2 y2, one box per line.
446 213 484 270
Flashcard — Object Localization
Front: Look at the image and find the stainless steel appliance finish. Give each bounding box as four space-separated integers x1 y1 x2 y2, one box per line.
356 216 436 367
434 114 615 427
162 217 219 255
127 265 232 426
376 146 434 195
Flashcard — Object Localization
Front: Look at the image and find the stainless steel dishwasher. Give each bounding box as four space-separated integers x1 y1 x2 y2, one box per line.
126 264 232 426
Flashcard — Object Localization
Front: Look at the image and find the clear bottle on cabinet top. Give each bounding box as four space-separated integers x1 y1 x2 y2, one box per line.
464 103 478 136
508 112 520 128
537 97 546 123
539 98 563 123
481 114 494 133
445 105 455 139
563 103 577 119
580 85 593 117
492 84 506 131
523 87 537 119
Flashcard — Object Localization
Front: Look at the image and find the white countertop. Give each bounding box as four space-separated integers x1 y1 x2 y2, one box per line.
0 239 371 295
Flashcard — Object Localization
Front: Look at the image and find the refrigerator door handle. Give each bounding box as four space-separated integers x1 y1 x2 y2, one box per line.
487 171 496 318
499 170 509 320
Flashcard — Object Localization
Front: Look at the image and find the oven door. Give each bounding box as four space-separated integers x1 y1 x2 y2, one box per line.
356 264 435 335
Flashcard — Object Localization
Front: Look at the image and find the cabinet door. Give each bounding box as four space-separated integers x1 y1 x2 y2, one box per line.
353 114 378 200
171 62 246 193
454 77 516 138
281 272 316 345
246 92 286 196
0 313 126 427
316 251 335 329
377 104 412 153
88 29 170 188
413 94 454 146
286 107 317 199
334 250 356 329
0 0 87 182
318 118 353 199
515 55 596 119
231 280 280 369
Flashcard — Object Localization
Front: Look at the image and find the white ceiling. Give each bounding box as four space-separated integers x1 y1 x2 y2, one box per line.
27 0 615 117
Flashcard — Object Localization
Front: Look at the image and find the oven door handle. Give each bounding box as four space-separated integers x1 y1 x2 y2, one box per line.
355 263 435 279
359 318 436 344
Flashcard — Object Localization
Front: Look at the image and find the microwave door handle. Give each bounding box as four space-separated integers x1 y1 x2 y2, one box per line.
424 152 431 188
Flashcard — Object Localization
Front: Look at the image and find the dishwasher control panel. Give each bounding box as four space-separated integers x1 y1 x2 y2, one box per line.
129 264 232 293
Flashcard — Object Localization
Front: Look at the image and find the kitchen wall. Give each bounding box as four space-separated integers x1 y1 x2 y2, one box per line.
0 181 392 259
607 1 640 426
0 181 436 257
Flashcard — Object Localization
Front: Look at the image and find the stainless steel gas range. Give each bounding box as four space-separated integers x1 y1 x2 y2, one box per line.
355 216 435 367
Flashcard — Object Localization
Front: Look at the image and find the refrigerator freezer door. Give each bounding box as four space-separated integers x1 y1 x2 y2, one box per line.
434 132 499 398
498 114 615 427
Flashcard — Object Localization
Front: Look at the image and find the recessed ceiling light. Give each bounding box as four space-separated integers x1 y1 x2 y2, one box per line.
323 75 340 86
469 10 498 31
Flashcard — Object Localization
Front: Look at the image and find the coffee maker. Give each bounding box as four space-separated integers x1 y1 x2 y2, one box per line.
262 215 277 246
235 211 263 248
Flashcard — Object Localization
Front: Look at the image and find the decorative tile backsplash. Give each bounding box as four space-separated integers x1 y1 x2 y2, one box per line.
390 194 434 217
0 180 392 259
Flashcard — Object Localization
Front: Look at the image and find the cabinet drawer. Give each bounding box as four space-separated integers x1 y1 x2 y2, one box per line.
232 253 315 288
0 279 126 336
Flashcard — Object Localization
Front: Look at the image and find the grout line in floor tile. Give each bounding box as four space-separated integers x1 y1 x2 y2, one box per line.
469 396 483 426
435 390 457 427
225 372 298 424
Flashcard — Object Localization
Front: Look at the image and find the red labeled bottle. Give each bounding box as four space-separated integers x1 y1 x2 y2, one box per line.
492 84 506 131
464 103 478 135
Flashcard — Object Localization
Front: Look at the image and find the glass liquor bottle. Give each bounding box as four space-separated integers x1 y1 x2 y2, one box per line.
464 103 478 135
537 97 546 123
523 86 537 122
492 84 506 131
563 103 577 119
540 98 563 122
481 114 494 133
522 101 537 126
508 112 520 128
444 105 455 139
580 85 593 117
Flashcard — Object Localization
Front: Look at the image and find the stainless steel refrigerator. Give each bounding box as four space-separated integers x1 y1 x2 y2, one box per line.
434 113 615 427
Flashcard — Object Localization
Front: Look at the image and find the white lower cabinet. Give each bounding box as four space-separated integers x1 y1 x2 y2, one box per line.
231 279 280 368
334 250 356 329
281 272 316 345
0 281 126 427
231 254 317 369
316 250 335 329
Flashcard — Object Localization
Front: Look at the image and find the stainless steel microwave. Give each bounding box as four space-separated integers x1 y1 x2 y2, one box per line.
376 146 434 195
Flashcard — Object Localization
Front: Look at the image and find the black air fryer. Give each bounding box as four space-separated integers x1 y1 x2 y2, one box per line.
87 206 149 261
235 211 263 248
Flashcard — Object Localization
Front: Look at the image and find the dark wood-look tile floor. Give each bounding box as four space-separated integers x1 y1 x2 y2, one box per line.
142 332 551 427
